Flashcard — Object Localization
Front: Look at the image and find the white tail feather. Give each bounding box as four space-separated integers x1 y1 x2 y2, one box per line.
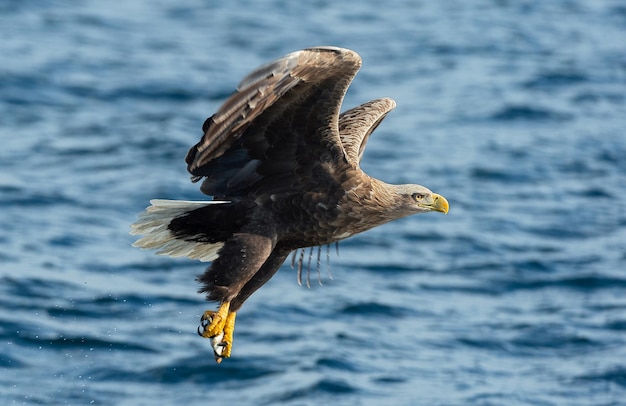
130 199 228 262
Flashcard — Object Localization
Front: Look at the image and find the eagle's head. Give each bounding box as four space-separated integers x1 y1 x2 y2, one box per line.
391 184 449 218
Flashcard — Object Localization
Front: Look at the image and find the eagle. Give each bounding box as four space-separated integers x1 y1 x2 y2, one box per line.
130 46 449 363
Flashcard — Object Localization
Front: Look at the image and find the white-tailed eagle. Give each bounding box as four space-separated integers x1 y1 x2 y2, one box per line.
131 47 449 363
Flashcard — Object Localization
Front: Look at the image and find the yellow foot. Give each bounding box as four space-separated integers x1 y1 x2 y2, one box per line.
197 302 237 363
198 301 230 338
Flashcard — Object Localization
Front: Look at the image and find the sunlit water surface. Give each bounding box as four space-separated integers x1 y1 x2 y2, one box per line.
1 1 626 405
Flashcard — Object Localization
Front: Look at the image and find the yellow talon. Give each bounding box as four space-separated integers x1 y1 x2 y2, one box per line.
220 311 236 360
199 301 230 338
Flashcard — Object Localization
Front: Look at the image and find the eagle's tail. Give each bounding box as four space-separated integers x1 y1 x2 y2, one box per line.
130 199 229 262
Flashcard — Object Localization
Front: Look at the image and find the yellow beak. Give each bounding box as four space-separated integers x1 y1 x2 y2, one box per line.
430 193 449 214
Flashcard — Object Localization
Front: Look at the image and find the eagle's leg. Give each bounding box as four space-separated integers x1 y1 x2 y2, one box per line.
219 311 236 360
195 233 285 363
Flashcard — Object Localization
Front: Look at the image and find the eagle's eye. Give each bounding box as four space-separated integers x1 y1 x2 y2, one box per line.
412 193 425 200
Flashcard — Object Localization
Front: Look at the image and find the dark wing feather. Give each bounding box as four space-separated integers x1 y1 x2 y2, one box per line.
185 47 362 197
338 98 396 164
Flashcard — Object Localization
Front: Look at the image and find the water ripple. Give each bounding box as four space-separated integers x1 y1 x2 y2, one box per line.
2 0 626 404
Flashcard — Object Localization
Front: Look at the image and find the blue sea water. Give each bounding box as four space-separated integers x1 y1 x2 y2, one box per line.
1 0 626 404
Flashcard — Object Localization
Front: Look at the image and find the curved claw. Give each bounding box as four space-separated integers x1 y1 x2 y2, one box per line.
199 302 230 338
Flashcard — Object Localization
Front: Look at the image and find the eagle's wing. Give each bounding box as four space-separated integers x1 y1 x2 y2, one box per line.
338 98 396 165
185 46 362 197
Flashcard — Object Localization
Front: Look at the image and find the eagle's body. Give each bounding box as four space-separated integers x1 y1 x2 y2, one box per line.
131 47 448 362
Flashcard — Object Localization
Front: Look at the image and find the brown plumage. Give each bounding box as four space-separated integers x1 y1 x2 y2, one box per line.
131 46 449 362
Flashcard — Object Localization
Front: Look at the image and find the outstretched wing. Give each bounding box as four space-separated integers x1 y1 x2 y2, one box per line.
185 47 362 197
338 98 396 165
